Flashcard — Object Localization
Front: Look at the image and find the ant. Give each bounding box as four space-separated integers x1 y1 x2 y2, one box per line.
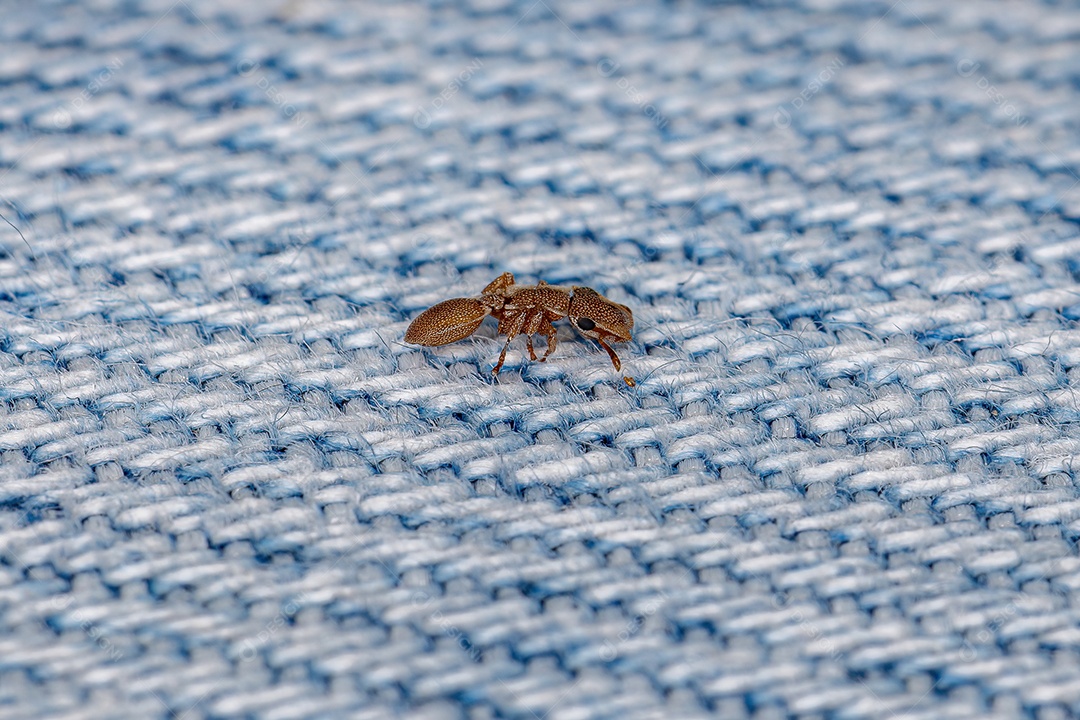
405 272 635 386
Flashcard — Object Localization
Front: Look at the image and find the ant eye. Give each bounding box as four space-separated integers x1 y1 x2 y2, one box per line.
577 317 596 331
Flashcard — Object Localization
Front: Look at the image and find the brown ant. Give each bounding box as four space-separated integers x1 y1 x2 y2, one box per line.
405 272 635 386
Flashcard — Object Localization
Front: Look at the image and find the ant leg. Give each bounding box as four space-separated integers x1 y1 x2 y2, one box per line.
492 313 527 376
493 336 513 375
538 322 558 362
523 311 545 361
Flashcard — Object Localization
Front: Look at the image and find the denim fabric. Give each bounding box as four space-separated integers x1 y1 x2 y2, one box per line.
2 1 1079 718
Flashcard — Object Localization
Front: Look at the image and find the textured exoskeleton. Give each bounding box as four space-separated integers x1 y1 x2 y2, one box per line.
405 272 635 385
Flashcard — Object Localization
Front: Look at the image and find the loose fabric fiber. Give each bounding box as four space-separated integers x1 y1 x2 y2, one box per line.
2 1 1080 718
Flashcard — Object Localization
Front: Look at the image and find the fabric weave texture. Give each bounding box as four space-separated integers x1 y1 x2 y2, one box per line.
2 1 1080 718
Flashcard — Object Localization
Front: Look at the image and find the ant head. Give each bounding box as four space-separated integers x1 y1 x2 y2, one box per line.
568 287 633 343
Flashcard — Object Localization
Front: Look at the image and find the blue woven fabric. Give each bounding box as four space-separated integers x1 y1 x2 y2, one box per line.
3 0 1080 717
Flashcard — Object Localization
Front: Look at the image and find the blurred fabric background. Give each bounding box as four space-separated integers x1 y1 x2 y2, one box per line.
2 1 1080 717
